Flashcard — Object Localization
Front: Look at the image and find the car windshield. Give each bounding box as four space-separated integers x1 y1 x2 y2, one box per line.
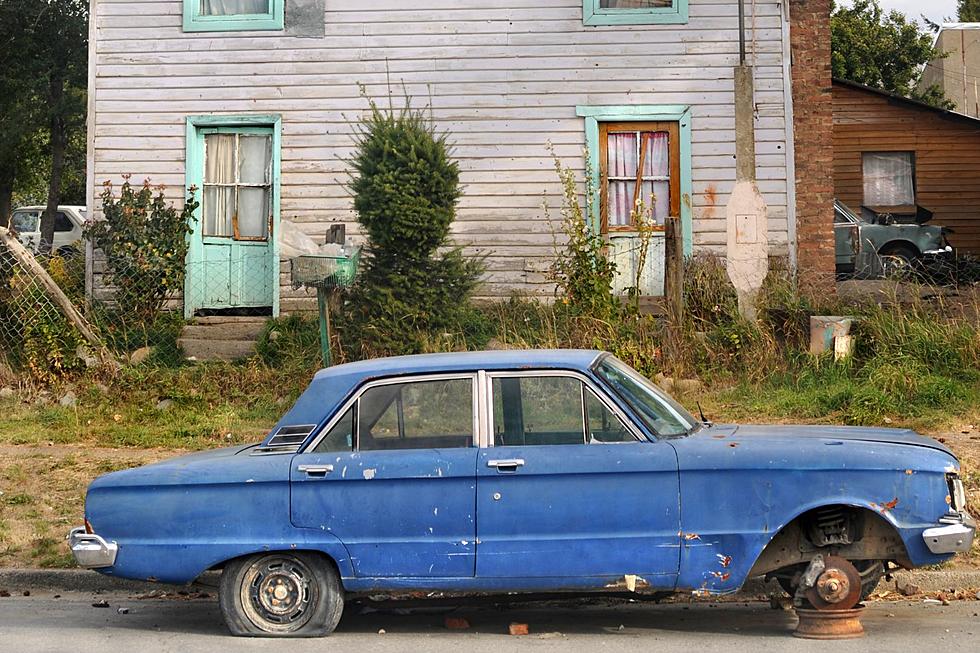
594 356 697 438
835 200 863 223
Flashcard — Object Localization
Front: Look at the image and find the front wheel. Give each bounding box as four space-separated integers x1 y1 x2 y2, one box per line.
219 552 344 637
776 559 884 603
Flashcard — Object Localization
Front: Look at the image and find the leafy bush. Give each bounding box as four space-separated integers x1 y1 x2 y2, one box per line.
86 178 198 322
341 95 484 357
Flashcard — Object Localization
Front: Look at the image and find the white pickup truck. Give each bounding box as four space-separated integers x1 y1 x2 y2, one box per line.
8 205 87 254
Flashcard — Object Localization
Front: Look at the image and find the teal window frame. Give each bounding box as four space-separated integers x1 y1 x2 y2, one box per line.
183 0 284 32
582 0 688 26
184 114 283 317
576 105 693 256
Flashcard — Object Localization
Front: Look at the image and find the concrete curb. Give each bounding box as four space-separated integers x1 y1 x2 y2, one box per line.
2 568 978 596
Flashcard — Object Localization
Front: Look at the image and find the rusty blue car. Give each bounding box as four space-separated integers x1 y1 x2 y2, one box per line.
69 350 974 637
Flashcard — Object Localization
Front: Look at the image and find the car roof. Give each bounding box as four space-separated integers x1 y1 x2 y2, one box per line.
14 205 87 212
264 350 606 448
312 349 604 381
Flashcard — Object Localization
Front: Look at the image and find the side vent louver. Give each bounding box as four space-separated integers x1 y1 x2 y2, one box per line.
255 424 317 454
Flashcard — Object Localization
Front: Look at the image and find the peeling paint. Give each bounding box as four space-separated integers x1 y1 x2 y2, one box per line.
716 554 733 568
363 468 376 480
870 497 899 513
682 532 701 541
709 571 731 581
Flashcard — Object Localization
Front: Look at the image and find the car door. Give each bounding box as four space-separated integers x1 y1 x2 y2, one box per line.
834 204 859 270
475 372 681 587
290 374 478 578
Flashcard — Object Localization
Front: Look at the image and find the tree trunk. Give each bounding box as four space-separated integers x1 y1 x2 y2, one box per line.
39 69 66 255
0 164 14 229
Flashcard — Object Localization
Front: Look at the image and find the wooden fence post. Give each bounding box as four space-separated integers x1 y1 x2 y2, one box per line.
0 227 116 368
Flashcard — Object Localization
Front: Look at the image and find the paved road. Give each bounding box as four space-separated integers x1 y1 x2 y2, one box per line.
0 591 976 652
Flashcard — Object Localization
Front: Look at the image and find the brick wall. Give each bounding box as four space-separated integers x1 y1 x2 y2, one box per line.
789 0 836 294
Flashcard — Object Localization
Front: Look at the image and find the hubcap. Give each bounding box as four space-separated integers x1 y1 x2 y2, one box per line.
239 556 317 633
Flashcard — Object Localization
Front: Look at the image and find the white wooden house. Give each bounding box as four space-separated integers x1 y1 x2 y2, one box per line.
86 0 800 318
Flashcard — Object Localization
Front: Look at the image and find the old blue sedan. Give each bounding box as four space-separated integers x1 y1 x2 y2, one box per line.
69 350 974 637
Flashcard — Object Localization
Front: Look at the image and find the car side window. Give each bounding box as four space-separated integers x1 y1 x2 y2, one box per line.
312 405 355 453
492 376 584 446
54 212 74 233
11 211 39 232
585 389 633 443
357 378 473 451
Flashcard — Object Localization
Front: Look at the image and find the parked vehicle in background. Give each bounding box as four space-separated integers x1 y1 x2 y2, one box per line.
7 205 86 254
69 350 973 637
834 199 953 278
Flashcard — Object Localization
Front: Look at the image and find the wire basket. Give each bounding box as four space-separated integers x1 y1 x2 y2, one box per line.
290 248 361 289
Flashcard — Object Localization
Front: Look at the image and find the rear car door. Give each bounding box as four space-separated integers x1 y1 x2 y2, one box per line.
475 372 681 587
290 374 478 578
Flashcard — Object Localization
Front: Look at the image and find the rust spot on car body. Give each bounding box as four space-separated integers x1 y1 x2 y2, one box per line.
682 532 701 541
717 554 733 568
709 571 731 581
871 497 899 513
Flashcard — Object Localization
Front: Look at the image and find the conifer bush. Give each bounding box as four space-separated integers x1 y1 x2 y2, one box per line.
342 96 483 356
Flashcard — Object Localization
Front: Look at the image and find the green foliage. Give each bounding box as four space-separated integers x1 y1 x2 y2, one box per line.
86 178 198 322
959 0 980 22
546 152 621 321
341 95 484 357
831 0 952 109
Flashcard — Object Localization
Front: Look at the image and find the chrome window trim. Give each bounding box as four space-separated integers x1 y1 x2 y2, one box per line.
302 373 479 454
485 369 643 447
476 370 491 448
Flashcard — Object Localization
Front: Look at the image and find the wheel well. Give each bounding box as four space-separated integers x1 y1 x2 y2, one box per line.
878 241 920 257
201 550 344 586
748 505 911 577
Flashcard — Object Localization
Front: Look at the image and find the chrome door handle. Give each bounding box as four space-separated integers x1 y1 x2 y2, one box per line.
297 464 334 477
487 459 525 470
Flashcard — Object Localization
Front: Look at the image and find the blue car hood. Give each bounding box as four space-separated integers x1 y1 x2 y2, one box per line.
706 424 953 457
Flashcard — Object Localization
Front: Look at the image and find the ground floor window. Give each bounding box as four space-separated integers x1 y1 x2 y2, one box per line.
862 151 915 208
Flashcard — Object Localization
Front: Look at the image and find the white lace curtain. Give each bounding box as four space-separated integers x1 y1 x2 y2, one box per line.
862 152 915 206
200 0 269 16
600 1 673 8
607 132 670 227
203 134 272 239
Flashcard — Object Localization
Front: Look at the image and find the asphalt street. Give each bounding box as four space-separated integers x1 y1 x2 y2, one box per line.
1 590 978 652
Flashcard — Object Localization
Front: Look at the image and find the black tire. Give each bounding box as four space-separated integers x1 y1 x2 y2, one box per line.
219 552 344 637
879 245 918 278
777 559 884 602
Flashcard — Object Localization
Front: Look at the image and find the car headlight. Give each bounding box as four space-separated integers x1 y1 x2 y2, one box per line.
947 474 968 512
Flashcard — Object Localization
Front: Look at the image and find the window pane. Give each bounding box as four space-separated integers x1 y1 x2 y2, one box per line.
639 180 670 224
601 0 673 7
54 213 74 233
205 134 236 184
862 152 914 206
358 379 473 451
238 187 269 239
608 180 635 227
203 186 234 236
200 0 269 16
607 132 637 178
586 389 633 443
313 406 354 453
641 132 670 177
11 212 39 232
239 135 271 185
492 376 584 447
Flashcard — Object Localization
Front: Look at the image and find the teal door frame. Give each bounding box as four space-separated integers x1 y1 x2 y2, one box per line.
575 105 694 257
184 115 282 319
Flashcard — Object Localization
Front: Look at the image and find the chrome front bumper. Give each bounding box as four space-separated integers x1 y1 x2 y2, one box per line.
67 527 118 569
922 512 976 554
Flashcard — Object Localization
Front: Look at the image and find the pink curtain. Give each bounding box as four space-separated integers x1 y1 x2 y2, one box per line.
607 133 636 227
607 131 670 227
600 1 672 8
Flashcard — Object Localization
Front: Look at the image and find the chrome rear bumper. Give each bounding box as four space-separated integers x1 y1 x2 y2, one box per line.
67 527 118 569
922 512 976 554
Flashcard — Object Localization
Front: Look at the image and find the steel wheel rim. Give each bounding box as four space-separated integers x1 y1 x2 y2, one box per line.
239 555 318 633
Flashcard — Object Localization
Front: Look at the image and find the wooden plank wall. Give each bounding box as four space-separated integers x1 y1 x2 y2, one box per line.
92 0 792 307
833 82 980 255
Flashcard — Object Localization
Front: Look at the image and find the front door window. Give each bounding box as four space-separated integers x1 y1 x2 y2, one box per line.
203 133 272 240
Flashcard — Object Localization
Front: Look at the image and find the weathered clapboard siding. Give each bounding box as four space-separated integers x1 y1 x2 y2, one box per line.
833 81 980 255
90 0 793 304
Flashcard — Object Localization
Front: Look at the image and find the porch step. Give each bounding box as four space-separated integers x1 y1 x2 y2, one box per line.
178 317 269 361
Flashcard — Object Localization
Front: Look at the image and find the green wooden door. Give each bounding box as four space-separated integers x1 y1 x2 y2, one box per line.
186 126 278 317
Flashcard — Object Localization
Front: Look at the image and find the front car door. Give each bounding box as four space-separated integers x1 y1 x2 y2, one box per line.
475 371 681 588
290 374 479 578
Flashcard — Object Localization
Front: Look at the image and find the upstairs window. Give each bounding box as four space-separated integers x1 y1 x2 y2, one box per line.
183 0 284 32
583 0 688 25
862 151 915 210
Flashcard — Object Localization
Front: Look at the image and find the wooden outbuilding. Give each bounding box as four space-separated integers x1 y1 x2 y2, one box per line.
833 79 980 255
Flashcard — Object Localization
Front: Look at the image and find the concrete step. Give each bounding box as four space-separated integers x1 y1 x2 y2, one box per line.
181 321 267 340
177 338 257 362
